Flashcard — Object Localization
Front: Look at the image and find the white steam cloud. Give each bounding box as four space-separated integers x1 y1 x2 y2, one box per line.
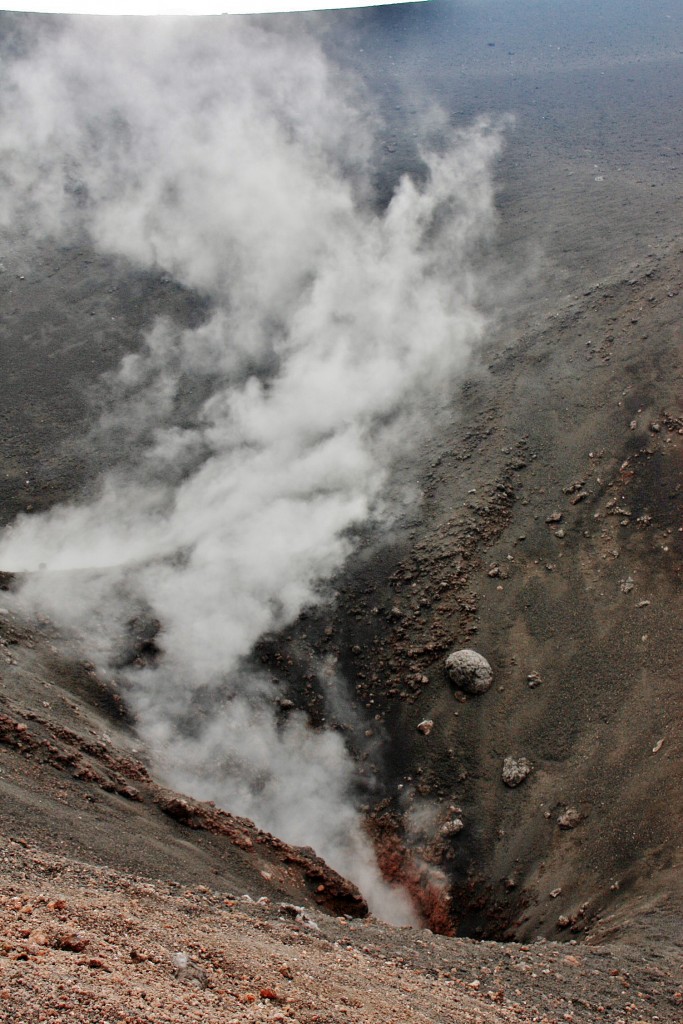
0 16 504 923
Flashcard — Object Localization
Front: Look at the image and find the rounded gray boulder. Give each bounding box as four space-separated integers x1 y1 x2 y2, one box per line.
445 648 493 695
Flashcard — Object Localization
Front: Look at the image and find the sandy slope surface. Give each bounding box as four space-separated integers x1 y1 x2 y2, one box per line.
1 610 679 1023
1 841 681 1024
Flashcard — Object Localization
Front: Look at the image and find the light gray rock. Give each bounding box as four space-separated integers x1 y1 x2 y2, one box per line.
557 807 581 829
445 648 493 695
440 817 464 837
502 756 533 787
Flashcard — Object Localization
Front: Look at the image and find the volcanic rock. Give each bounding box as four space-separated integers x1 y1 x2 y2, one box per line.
444 649 493 695
557 807 582 829
501 756 533 788
440 817 464 837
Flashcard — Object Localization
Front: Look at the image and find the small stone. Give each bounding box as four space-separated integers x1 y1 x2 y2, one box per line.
526 671 542 689
620 576 634 593
557 808 581 829
502 756 533 788
651 739 664 754
546 512 563 524
86 957 112 971
173 953 209 989
445 649 493 695
549 888 562 899
53 932 89 953
440 818 464 837
417 720 434 736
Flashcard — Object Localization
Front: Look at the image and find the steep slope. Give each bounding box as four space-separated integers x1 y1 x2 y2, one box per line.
286 245 682 945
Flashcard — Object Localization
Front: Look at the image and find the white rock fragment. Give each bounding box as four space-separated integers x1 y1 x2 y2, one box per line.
440 817 464 837
557 807 581 829
417 719 434 735
502 756 533 788
278 903 319 930
445 649 493 695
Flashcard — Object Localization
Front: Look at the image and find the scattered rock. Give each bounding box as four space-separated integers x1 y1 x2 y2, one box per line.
440 817 464 837
172 951 208 988
620 576 635 593
502 757 532 788
85 956 111 971
652 738 664 754
526 671 542 689
260 988 280 1001
445 649 493 695
545 512 563 524
417 720 434 736
278 904 319 930
558 807 581 829
53 931 89 953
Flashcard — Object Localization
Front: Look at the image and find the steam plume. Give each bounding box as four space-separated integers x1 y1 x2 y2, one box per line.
0 16 504 923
